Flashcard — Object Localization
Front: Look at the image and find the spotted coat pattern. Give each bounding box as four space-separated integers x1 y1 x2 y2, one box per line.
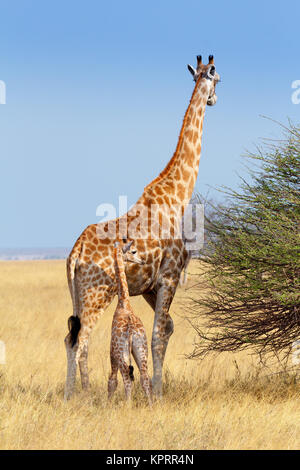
64 57 220 400
108 243 152 405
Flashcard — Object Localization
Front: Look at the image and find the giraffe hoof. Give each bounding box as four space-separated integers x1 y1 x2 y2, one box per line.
151 379 163 398
64 392 72 401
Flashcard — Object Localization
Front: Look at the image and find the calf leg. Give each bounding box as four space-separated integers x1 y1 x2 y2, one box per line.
132 337 152 406
140 370 152 406
108 364 118 400
119 361 133 401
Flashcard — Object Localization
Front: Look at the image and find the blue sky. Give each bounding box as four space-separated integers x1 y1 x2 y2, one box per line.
0 0 299 248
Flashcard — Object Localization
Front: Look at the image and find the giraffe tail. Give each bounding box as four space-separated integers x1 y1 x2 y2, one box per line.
68 315 81 347
128 326 134 381
66 244 82 348
129 365 134 382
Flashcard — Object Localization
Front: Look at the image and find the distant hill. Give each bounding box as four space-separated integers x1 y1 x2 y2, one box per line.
0 247 70 261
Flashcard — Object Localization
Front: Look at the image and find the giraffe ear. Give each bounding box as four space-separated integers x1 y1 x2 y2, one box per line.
187 64 196 77
122 240 133 254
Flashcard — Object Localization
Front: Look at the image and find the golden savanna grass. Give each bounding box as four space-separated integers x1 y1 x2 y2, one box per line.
0 259 299 450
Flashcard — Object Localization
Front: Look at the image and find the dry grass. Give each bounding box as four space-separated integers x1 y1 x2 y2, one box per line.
0 259 299 450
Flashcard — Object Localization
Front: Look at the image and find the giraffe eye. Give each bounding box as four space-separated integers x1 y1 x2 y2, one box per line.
131 250 137 254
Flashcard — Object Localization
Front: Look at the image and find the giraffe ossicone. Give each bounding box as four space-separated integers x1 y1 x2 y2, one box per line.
64 55 220 400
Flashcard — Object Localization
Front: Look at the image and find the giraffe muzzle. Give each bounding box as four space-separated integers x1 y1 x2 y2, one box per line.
207 94 218 106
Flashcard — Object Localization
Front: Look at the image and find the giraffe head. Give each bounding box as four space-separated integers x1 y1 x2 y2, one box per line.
187 55 220 106
116 240 145 265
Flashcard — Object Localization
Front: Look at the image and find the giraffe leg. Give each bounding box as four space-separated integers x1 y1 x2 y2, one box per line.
75 290 115 388
64 331 78 401
152 311 174 397
144 287 176 397
108 364 118 400
64 313 96 400
132 334 152 406
78 343 89 390
140 371 152 407
138 360 152 407
64 291 115 399
151 284 177 397
119 361 133 401
75 308 103 375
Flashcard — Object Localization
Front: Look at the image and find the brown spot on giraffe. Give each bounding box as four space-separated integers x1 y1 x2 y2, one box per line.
185 129 193 142
193 131 199 145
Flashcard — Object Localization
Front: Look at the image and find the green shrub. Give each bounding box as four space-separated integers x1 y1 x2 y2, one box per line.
190 123 300 360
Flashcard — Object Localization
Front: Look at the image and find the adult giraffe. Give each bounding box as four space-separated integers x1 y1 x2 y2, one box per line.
64 55 220 399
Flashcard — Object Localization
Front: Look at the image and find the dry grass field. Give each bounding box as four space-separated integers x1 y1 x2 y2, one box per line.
0 259 299 450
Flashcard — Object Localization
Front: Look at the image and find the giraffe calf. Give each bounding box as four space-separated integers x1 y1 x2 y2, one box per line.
108 241 152 406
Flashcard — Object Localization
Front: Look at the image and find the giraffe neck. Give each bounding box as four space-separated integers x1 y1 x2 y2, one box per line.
138 77 210 213
114 246 130 310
